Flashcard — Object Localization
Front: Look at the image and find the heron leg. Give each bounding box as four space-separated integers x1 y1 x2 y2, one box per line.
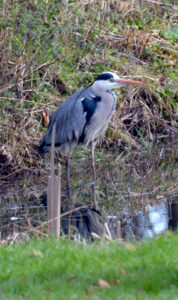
91 141 99 210
66 152 72 203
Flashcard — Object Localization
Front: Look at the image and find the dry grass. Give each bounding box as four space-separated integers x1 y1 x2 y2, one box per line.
0 0 177 176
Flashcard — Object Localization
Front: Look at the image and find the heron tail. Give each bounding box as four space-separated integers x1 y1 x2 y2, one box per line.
38 139 47 155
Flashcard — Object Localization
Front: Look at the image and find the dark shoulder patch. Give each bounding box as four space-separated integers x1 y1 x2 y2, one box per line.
94 96 101 102
82 96 101 123
95 73 114 81
79 96 101 144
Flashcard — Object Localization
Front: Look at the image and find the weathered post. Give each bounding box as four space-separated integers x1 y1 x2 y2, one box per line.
116 220 122 240
53 163 61 238
47 123 61 238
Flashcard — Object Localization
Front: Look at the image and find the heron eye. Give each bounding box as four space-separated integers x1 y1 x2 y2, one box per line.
109 78 114 82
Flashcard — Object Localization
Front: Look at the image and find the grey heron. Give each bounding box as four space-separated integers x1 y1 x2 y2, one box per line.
38 72 142 210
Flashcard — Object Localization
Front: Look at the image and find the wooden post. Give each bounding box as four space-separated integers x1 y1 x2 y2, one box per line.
47 175 52 233
116 220 122 240
47 123 61 238
54 163 61 238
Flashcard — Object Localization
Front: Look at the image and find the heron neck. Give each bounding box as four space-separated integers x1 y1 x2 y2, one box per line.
91 83 111 97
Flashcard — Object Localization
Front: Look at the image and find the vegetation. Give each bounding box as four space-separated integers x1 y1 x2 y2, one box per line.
0 4 177 298
0 0 177 174
0 231 177 299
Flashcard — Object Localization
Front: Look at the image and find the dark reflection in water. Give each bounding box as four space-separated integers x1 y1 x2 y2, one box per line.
0 140 177 240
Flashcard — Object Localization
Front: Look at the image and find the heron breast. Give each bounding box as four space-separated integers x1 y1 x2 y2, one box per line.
81 92 116 144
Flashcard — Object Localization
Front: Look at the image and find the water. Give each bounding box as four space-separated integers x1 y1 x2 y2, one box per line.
0 139 177 240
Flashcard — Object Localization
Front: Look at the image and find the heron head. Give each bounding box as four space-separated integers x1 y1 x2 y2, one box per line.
92 72 143 91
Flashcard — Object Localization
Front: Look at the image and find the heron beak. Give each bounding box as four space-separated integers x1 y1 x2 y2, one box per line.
114 79 143 85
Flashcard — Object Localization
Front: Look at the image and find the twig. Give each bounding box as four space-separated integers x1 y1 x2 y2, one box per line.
0 167 24 179
15 224 48 237
0 83 16 95
141 0 178 9
31 61 53 73
91 232 102 240
104 222 112 239
35 206 88 230
118 53 147 65
0 96 58 109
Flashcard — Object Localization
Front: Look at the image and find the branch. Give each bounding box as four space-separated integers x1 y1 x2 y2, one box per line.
142 0 178 10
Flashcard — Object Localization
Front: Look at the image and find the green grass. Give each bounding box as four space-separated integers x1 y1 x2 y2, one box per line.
0 232 177 300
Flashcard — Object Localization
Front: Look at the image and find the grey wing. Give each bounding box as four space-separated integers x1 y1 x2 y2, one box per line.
38 89 87 154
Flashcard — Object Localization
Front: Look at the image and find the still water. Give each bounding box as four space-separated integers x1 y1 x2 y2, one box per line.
0 139 177 240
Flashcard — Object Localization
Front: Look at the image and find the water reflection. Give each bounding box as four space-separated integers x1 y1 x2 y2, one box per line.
0 140 177 241
127 201 169 239
0 195 177 241
107 198 177 240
